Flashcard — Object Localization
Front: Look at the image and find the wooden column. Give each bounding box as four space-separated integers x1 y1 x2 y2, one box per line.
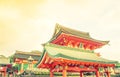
106 72 110 77
62 65 67 77
50 68 54 77
21 63 24 73
96 70 100 77
80 71 83 77
4 71 6 77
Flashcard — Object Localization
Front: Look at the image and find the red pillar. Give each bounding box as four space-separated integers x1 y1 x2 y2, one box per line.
80 71 83 77
106 72 111 77
96 70 100 77
50 68 54 77
62 66 67 77
4 71 6 77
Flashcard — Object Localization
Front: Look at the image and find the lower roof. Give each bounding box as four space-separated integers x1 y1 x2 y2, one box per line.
43 43 116 64
14 51 41 60
14 54 40 61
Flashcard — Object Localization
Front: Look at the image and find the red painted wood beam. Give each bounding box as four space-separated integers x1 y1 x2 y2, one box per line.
66 33 103 46
52 34 64 44
51 33 104 50
52 66 97 72
54 58 115 68
38 55 115 69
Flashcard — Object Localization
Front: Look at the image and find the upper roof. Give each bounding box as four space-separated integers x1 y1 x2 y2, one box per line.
50 23 109 45
43 43 116 64
14 51 41 60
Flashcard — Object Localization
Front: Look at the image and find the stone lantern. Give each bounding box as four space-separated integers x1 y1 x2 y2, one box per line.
28 56 34 70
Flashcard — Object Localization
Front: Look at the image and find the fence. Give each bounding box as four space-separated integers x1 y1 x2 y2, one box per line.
1 74 120 77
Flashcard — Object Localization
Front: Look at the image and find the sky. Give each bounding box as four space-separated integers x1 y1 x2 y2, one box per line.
0 0 120 62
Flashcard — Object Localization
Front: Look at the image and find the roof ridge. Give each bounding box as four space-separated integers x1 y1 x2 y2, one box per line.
57 23 89 33
55 23 90 36
15 51 41 56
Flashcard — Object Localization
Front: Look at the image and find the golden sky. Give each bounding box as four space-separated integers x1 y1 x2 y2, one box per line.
0 0 120 62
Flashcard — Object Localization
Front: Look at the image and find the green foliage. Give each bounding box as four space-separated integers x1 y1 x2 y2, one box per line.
8 54 14 63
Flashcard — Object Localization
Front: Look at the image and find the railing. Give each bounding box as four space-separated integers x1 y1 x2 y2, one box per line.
1 73 120 77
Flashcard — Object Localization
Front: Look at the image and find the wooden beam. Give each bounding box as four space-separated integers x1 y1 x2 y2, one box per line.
44 56 50 64
52 34 64 44
106 72 111 77
52 66 97 72
62 33 104 49
96 70 100 77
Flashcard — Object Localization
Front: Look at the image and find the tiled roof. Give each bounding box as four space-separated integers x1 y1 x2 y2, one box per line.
14 51 42 60
43 43 116 64
50 23 109 45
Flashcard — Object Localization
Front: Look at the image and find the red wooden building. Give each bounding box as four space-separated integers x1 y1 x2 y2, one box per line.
37 24 116 77
13 51 41 73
